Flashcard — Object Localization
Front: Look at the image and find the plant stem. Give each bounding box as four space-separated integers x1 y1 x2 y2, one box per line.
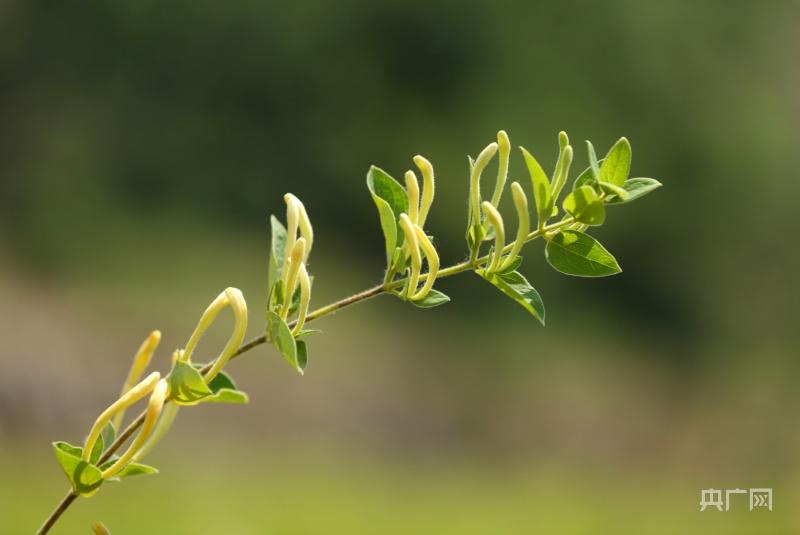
36 214 575 534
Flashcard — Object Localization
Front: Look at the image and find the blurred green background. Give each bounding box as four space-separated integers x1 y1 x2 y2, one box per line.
1 1 799 533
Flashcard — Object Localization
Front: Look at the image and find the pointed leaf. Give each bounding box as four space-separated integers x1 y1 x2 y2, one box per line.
296 339 308 372
478 270 545 325
545 230 621 277
600 137 631 186
605 178 662 205
410 289 451 308
53 441 104 496
168 360 213 406
520 147 552 225
115 462 159 478
563 185 606 226
367 166 408 265
267 311 302 374
268 216 288 295
586 141 600 179
596 180 629 200
203 388 249 404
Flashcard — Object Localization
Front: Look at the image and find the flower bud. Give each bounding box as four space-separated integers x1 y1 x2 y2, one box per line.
83 372 161 462
481 201 505 273
500 182 530 270
113 330 161 430
399 213 422 298
291 263 311 336
101 378 169 479
490 130 510 207
405 170 420 224
469 142 498 226
413 155 435 227
410 225 440 301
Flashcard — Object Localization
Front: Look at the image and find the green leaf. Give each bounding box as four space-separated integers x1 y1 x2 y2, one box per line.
367 166 408 265
605 177 662 205
478 270 545 325
562 185 606 226
168 360 213 406
115 462 159 478
267 311 302 374
586 141 600 179
100 422 116 454
545 230 621 277
520 147 552 225
296 328 322 339
189 363 249 403
205 368 237 393
296 339 309 372
410 289 451 308
599 137 631 187
53 441 104 496
268 216 288 295
203 389 250 404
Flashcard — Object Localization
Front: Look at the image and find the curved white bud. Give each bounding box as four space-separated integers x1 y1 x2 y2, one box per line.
112 330 161 430
469 142 498 226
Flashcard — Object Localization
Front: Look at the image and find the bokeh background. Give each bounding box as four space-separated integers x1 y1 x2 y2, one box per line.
2 1 799 533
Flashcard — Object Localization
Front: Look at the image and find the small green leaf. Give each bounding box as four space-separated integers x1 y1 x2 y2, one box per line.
410 289 451 308
168 360 213 406
100 422 116 454
545 230 621 277
296 339 309 372
562 185 606 226
115 462 159 478
190 363 249 403
203 389 249 404
267 311 302 374
586 141 600 179
367 166 408 265
599 137 631 187
520 147 552 225
478 270 545 325
53 441 104 496
605 177 662 205
268 216 288 296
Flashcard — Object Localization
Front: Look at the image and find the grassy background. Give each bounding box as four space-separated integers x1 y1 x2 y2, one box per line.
1 1 799 533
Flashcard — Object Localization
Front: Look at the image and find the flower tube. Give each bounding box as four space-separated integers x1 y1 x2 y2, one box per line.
481 201 505 273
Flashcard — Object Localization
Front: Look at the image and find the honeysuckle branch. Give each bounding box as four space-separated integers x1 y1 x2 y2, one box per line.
39 130 661 534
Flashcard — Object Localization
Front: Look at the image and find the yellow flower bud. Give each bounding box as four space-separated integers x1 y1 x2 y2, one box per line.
481 201 505 273
399 213 421 298
405 170 420 224
112 330 161 430
413 155 435 227
203 287 248 383
284 193 313 259
410 225 440 301
469 142 498 226
500 182 530 271
490 130 510 207
83 372 161 462
101 378 169 479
